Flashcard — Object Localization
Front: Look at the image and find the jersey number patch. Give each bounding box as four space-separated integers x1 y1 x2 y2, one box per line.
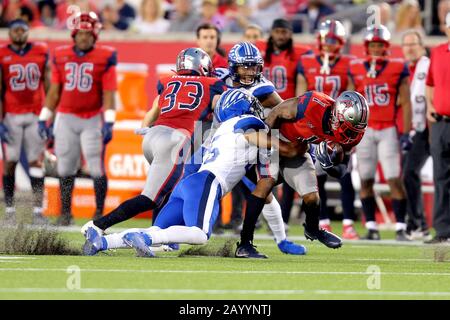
64 62 94 92
9 63 41 91
364 84 390 107
264 66 287 92
161 81 204 113
314 76 341 99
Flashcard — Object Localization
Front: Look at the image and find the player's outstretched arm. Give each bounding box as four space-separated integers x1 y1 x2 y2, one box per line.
244 131 305 158
296 73 307 96
264 97 298 128
260 91 283 108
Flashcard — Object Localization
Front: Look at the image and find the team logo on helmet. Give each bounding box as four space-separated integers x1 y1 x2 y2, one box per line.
71 11 102 40
176 47 213 77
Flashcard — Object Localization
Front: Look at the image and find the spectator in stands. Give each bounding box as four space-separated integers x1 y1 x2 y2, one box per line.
199 0 226 30
248 0 286 33
0 3 8 28
425 12 450 244
168 0 201 32
116 0 136 25
243 23 264 43
401 29 432 241
430 0 450 35
55 0 98 29
395 0 423 33
38 0 57 28
100 0 136 31
131 0 169 33
293 0 335 33
223 0 256 33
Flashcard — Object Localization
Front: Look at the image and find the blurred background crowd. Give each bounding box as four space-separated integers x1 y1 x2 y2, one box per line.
0 0 448 37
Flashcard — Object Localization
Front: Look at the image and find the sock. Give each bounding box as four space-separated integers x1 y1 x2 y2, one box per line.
93 175 108 216
343 219 354 227
395 222 407 231
303 200 320 232
144 226 207 245
392 199 407 224
103 228 145 249
365 221 378 230
59 176 75 216
5 207 16 215
361 197 376 225
94 194 156 230
240 194 266 244
2 175 15 207
340 173 356 220
33 207 43 216
317 175 328 220
261 197 286 243
30 176 44 209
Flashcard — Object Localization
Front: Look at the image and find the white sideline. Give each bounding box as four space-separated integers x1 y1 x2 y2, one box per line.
1 268 450 276
0 287 449 296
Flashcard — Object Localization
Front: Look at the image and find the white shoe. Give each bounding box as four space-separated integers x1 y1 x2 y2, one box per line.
81 220 104 237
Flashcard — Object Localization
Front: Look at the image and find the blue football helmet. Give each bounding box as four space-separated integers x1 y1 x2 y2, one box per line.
214 88 264 123
228 42 264 86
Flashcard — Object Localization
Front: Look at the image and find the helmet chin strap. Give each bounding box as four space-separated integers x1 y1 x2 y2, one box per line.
320 52 331 75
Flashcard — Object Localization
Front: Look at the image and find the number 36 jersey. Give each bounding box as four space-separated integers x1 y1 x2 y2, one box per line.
51 45 118 118
348 58 409 130
154 75 226 137
0 42 48 115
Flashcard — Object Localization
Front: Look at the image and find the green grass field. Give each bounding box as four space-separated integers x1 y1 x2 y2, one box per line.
1 214 449 300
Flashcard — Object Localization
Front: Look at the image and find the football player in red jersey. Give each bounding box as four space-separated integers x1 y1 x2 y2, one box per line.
38 12 117 226
348 25 412 241
297 19 359 240
262 18 312 100
0 19 50 224
81 48 227 241
238 90 369 254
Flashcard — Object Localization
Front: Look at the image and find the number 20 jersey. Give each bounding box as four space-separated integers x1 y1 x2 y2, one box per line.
0 42 48 115
348 58 409 130
154 75 226 137
51 45 118 118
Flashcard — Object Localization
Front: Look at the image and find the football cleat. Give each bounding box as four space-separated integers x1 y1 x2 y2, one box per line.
342 225 359 240
395 230 411 242
122 232 154 258
82 226 104 256
235 241 268 259
277 239 307 255
81 220 104 237
361 229 381 240
303 223 342 249
32 213 49 225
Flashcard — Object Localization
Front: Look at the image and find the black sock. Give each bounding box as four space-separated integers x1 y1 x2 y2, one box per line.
317 175 328 220
60 176 75 216
30 177 44 209
303 201 320 232
2 175 15 207
240 194 266 244
392 199 407 224
94 194 156 230
340 173 355 220
93 175 108 216
361 197 376 223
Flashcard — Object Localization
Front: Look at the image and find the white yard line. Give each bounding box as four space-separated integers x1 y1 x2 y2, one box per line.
0 287 449 296
1 267 450 276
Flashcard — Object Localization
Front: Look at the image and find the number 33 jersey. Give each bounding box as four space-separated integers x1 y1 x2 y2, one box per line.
51 45 118 118
154 75 226 137
0 42 48 115
348 58 409 130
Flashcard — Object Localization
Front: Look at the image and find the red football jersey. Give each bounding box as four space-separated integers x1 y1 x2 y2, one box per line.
279 91 362 148
153 75 226 137
51 45 117 118
349 58 409 130
263 46 312 100
297 54 354 99
0 42 48 115
212 53 228 69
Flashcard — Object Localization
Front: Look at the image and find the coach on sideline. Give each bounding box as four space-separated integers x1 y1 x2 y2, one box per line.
425 12 450 243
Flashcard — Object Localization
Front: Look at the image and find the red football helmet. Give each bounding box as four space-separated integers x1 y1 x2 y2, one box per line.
364 24 391 57
71 12 102 41
331 91 369 145
317 20 346 57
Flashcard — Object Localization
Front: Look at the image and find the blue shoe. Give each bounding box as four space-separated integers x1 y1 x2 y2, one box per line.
277 239 307 255
235 241 268 259
168 243 180 251
82 227 104 256
303 223 342 249
122 232 154 258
